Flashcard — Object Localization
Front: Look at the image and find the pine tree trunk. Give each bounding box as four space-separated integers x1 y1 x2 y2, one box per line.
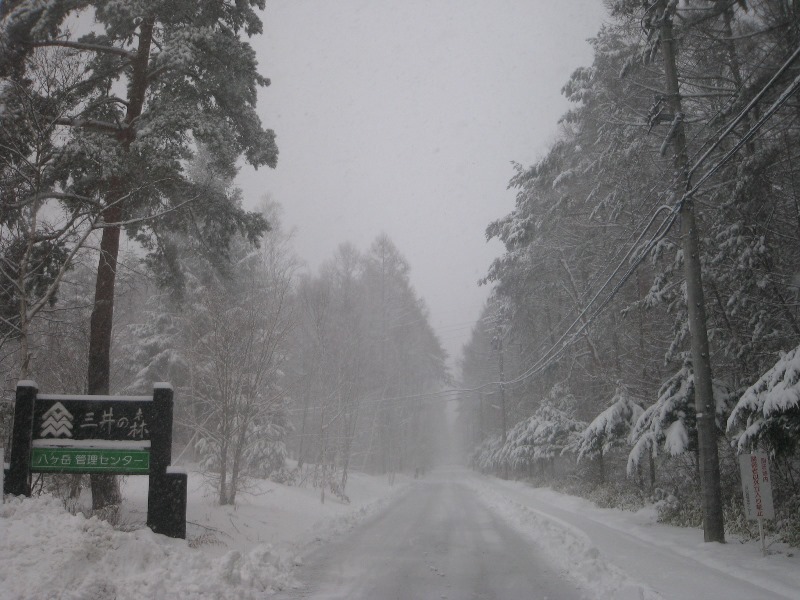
88 200 123 510
86 16 155 511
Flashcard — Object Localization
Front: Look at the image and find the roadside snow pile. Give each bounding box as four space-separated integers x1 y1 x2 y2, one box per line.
125 469 407 559
466 479 663 600
0 495 294 600
465 473 800 600
0 469 407 600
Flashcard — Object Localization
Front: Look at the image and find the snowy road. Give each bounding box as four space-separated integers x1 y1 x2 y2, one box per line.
273 473 585 600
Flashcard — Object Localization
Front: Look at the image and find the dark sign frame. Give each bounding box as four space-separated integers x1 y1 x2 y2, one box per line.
3 382 186 539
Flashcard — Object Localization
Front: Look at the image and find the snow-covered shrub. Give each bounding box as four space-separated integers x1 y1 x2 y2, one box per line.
36 473 86 515
269 466 299 486
585 478 646 512
776 493 800 547
656 489 703 529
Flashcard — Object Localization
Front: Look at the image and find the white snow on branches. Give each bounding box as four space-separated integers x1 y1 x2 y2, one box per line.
577 387 643 462
727 344 800 452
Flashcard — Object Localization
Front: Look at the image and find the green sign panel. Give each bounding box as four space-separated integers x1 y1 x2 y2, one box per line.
31 448 150 474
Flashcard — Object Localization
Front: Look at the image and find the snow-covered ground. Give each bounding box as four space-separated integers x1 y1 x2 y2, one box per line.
464 470 800 600
2 467 800 600
0 469 407 600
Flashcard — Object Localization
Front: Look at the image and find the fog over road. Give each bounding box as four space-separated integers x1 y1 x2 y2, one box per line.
273 471 584 600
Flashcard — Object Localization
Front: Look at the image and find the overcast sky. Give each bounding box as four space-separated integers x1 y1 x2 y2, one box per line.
237 0 608 367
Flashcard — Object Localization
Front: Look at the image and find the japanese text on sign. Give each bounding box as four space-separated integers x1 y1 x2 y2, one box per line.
33 398 153 443
30 448 150 474
739 452 774 521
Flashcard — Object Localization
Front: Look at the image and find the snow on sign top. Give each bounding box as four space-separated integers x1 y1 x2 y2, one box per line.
37 393 151 402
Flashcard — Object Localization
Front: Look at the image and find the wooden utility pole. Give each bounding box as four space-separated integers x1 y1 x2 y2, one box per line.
656 0 725 542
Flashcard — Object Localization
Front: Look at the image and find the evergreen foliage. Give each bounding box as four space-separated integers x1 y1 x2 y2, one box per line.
460 0 800 544
577 385 643 462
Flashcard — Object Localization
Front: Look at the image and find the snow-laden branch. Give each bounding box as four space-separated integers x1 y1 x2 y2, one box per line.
53 117 123 134
577 389 643 462
727 344 800 453
28 40 136 60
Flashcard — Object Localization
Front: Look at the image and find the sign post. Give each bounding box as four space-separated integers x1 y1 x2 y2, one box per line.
739 452 774 556
2 381 186 539
6 382 36 496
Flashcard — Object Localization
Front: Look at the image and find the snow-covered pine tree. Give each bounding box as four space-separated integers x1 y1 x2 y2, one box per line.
628 360 697 478
1 0 278 508
497 384 586 477
577 384 643 483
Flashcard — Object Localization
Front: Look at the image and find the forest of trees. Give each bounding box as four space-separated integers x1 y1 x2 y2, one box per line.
5 0 800 548
0 1 448 510
458 0 800 545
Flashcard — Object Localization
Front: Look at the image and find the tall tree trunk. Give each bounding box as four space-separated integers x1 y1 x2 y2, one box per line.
88 199 123 509
87 16 155 510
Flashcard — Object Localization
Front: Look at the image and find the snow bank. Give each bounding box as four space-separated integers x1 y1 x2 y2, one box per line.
465 478 662 600
464 472 800 600
0 495 296 600
0 469 406 600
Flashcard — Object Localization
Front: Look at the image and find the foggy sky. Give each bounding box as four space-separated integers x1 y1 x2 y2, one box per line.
238 0 608 367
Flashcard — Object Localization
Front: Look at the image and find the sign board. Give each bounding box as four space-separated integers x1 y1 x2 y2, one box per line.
3 382 186 539
29 395 153 476
32 396 153 444
31 448 150 474
739 452 774 521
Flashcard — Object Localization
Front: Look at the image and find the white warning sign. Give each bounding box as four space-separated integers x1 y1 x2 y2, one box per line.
739 452 774 521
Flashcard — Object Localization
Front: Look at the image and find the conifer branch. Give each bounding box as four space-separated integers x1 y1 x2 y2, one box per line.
28 40 136 60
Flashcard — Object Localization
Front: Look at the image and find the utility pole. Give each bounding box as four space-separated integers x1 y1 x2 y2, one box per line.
655 0 725 542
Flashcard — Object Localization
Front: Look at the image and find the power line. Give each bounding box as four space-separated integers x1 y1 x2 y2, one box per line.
688 69 800 197
288 42 800 412
456 42 800 398
687 43 800 183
